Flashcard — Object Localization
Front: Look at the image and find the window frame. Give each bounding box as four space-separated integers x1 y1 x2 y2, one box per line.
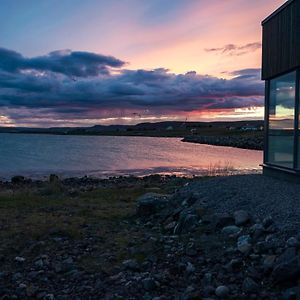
264 68 300 170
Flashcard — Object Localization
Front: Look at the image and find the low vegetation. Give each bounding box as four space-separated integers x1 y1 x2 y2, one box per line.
0 176 190 275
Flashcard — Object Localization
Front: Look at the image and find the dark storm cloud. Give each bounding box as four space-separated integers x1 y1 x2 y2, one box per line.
0 48 125 77
205 42 261 56
0 48 264 123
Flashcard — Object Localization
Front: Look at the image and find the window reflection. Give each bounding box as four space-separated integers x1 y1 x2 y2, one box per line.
269 72 296 130
267 71 296 168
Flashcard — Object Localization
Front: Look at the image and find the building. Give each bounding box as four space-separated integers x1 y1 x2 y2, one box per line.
262 0 300 180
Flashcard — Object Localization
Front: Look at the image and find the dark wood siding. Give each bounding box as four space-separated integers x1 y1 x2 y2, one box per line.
262 0 300 80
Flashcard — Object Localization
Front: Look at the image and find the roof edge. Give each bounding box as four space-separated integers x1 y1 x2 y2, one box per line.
262 0 295 25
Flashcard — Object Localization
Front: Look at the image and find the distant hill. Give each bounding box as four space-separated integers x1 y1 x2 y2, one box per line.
0 120 264 137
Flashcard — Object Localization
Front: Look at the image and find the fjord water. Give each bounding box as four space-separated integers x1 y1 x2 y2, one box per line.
0 133 262 179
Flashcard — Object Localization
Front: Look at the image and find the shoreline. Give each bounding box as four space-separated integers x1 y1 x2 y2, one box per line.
0 167 262 183
182 134 263 150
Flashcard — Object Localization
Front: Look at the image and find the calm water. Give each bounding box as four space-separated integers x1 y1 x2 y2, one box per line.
0 133 262 179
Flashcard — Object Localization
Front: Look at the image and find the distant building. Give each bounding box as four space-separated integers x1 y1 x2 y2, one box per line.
241 125 260 131
262 0 300 180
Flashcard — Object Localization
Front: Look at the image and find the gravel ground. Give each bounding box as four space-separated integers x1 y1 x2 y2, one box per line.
179 174 300 233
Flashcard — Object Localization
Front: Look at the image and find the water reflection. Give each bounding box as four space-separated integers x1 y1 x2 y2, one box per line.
0 134 262 179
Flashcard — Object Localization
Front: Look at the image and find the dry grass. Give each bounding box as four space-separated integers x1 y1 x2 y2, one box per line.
204 161 236 177
0 183 152 269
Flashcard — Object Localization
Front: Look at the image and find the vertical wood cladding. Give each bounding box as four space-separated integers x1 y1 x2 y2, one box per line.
262 0 300 80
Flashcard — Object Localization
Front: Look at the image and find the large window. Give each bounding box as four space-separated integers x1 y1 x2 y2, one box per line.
267 71 296 168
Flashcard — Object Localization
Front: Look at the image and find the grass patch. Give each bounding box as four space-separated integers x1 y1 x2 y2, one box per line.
0 183 154 270
0 177 191 272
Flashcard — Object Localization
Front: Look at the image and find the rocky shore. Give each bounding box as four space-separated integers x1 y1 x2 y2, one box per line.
182 134 263 150
0 174 299 299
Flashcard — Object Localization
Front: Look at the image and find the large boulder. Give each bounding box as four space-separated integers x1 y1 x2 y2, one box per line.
136 193 170 217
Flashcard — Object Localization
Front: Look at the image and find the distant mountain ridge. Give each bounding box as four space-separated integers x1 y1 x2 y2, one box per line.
0 120 264 135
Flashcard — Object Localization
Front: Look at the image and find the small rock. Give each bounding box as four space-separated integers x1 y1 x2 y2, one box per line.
265 223 278 233
226 258 242 272
18 283 27 289
175 213 199 234
277 247 297 265
182 285 197 299
15 256 26 263
242 277 259 293
263 255 276 271
287 237 300 248
12 272 22 281
35 259 44 268
186 242 197 256
214 213 234 228
237 235 252 254
234 210 250 226
26 285 38 297
142 277 156 291
282 287 300 300
203 286 215 297
255 240 278 254
215 285 229 298
250 223 264 239
186 262 195 274
262 216 273 229
202 273 213 285
246 266 262 280
122 259 140 271
54 263 62 273
164 221 176 231
201 214 214 225
222 225 241 235
36 291 47 299
63 257 73 264
272 255 300 283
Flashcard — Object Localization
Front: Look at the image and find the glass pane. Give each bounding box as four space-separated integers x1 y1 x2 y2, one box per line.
267 71 296 168
269 72 296 130
268 135 294 168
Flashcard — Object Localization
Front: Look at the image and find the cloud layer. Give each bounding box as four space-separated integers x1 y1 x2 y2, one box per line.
0 48 264 126
0 48 125 77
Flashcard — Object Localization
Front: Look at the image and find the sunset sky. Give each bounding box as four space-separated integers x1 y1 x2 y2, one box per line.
0 0 285 127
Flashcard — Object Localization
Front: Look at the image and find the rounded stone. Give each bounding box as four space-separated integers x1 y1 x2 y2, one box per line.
215 285 229 298
222 225 240 235
234 210 250 226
